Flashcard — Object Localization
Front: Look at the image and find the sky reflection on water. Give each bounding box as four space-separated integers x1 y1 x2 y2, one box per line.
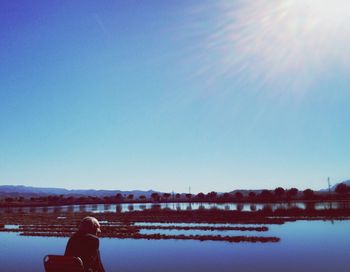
0 220 349 272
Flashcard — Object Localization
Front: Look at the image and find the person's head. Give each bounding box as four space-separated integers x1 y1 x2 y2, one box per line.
79 216 101 235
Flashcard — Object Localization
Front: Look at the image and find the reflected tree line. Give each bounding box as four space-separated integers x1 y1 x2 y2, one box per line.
2 200 350 215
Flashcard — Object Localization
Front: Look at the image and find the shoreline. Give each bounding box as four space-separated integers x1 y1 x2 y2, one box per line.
1 198 350 209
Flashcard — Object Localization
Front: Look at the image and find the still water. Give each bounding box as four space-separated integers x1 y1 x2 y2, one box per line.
0 201 344 214
0 220 349 272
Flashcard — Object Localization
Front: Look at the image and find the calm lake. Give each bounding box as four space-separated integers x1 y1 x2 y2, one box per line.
0 219 349 271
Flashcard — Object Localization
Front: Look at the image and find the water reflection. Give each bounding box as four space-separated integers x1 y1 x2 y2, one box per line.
1 201 350 214
237 204 243 212
305 202 316 211
250 204 256 212
91 204 98 212
262 204 272 213
337 201 350 209
116 204 122 213
79 205 86 212
151 204 161 211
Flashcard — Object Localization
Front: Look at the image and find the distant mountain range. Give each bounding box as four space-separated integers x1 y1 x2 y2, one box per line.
0 185 158 198
330 180 350 191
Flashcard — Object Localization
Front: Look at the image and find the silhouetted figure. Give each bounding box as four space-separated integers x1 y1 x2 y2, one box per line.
65 217 105 272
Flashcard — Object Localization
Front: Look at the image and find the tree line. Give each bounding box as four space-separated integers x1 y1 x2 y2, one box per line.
1 183 349 207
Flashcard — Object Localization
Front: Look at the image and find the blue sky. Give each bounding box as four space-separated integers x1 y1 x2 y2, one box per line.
1 0 349 193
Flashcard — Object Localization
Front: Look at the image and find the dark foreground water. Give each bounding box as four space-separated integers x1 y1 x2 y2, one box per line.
0 220 349 272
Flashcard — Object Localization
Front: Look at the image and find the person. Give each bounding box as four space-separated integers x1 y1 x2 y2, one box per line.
65 216 105 272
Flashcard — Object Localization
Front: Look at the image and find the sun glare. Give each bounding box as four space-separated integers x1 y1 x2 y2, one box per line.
194 0 350 92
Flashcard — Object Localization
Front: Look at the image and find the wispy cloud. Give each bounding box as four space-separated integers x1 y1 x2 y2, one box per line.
93 13 110 39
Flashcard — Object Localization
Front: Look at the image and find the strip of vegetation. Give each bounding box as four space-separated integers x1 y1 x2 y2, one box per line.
6 224 268 233
19 231 280 243
138 225 268 232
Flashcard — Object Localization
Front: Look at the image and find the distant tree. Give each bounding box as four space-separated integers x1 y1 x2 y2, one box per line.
303 189 314 199
139 195 146 201
185 193 192 202
260 190 273 199
39 196 48 202
222 193 231 201
127 194 134 201
197 192 205 201
151 193 160 202
335 183 348 195
85 196 95 203
207 191 218 201
234 192 243 200
274 187 285 198
175 193 181 201
78 196 87 203
248 192 256 199
287 188 299 198
163 193 171 202
115 193 123 202
236 203 243 212
48 195 61 203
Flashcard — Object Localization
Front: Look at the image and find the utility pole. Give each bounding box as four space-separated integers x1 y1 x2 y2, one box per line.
327 177 333 211
172 190 175 209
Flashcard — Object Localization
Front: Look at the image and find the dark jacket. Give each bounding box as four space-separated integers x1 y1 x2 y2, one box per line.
65 231 105 272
